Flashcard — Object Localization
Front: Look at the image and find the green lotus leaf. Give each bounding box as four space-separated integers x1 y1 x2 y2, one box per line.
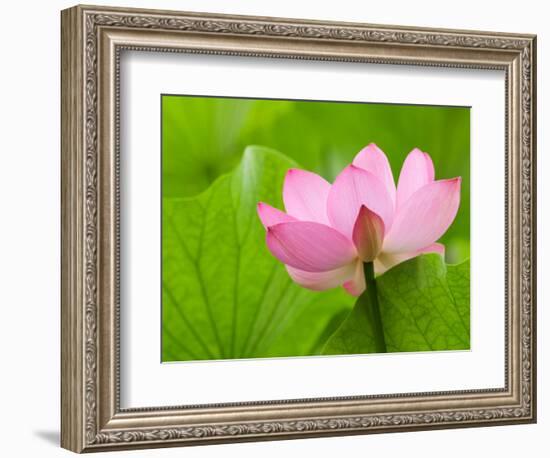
162 146 355 361
323 254 470 355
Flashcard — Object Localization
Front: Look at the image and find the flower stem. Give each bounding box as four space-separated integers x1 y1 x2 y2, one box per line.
363 262 387 353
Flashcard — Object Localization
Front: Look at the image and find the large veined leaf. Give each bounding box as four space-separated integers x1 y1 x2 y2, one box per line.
162 146 355 361
323 254 470 355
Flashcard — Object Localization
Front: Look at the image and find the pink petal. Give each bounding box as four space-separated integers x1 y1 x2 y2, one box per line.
375 243 444 275
327 165 394 240
286 262 356 291
257 202 296 229
352 205 385 262
266 221 357 272
352 143 396 206
383 178 461 253
396 148 435 209
283 169 331 224
422 242 445 256
343 260 366 296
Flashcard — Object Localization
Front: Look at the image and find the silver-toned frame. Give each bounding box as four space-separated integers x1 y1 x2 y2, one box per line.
61 4 537 453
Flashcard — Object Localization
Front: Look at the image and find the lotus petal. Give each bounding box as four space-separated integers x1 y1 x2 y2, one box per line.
396 148 435 209
257 202 295 229
353 143 396 206
343 260 367 296
352 205 385 262
283 168 331 224
383 178 460 253
327 165 394 240
266 221 357 272
286 263 356 291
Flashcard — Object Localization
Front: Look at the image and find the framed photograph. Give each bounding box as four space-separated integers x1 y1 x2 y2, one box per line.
61 4 537 453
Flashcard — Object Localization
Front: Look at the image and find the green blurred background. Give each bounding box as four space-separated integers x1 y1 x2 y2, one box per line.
162 95 470 263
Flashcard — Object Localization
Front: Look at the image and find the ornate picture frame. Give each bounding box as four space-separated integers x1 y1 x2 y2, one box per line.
61 4 536 453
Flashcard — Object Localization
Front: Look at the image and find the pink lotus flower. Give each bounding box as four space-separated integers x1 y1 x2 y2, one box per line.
257 144 461 296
